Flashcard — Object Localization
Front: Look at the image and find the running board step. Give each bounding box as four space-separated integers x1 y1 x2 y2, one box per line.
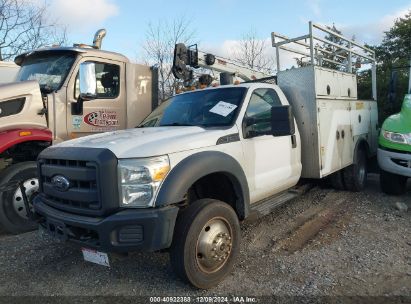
250 191 299 217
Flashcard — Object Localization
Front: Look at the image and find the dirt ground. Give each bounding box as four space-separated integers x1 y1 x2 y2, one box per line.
0 173 410 301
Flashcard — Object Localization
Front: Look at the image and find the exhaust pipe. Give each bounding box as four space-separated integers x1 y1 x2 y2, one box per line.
93 29 106 49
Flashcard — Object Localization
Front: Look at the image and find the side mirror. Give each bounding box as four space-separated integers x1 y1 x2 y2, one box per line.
72 62 97 115
271 105 295 136
79 62 97 100
244 116 256 127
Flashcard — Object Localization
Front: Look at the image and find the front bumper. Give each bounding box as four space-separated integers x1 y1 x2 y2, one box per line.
33 197 179 253
378 147 411 177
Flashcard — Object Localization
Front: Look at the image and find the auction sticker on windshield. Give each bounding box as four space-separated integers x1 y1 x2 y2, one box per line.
209 101 237 117
82 248 110 267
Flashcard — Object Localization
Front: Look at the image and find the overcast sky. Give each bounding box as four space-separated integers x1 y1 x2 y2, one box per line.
48 0 411 62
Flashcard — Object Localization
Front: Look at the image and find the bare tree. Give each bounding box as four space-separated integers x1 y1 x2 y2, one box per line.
142 17 195 101
320 24 350 71
0 0 67 61
234 29 274 74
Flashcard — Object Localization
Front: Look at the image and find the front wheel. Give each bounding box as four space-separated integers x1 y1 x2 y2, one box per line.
170 199 240 289
0 162 39 234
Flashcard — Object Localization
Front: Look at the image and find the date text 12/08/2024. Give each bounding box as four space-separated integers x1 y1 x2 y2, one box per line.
149 296 257 303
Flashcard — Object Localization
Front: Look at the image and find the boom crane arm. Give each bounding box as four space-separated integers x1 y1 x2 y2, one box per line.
172 43 271 86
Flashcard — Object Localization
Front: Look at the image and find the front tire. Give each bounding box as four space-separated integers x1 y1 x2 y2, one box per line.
380 169 407 195
170 199 240 289
0 162 39 234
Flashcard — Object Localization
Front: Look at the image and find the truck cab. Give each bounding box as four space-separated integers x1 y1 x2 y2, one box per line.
0 31 157 234
10 46 155 142
378 94 411 194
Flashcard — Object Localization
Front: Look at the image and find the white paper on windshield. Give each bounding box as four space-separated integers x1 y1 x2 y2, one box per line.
209 101 237 117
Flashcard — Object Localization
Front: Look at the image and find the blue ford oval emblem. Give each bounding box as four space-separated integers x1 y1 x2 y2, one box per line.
51 175 70 191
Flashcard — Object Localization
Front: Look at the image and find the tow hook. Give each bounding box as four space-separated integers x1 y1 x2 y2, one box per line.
18 182 42 223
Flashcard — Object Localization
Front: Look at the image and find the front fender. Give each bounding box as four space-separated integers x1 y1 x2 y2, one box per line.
0 129 52 154
155 151 250 219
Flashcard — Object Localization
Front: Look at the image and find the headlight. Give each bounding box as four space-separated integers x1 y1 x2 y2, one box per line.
382 130 411 145
118 155 170 207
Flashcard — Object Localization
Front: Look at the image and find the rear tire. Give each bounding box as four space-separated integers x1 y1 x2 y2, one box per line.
343 148 368 192
330 171 346 190
0 162 38 234
380 170 407 195
170 199 240 289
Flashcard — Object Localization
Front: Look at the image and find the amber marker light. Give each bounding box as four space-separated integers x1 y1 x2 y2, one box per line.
19 131 32 136
152 164 171 182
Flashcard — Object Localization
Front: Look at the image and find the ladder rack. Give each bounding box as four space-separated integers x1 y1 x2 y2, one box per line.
272 21 377 100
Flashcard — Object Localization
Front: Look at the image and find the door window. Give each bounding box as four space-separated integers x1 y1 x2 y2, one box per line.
74 62 120 99
243 88 282 138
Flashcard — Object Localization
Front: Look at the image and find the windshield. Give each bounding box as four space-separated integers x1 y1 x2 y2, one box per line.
140 87 247 128
16 51 76 92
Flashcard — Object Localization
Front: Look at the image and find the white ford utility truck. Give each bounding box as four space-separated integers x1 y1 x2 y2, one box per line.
33 23 378 288
0 29 157 234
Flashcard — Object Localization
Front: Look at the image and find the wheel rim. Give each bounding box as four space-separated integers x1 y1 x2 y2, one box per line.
196 217 233 274
12 178 38 220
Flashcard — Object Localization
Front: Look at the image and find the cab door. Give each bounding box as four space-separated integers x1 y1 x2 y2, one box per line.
240 87 301 203
66 58 126 138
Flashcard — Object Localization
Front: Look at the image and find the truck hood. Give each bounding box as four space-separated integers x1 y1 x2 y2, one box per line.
53 126 238 158
0 80 46 132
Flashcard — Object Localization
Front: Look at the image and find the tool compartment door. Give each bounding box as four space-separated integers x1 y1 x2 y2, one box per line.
315 68 339 98
350 100 378 156
318 99 353 177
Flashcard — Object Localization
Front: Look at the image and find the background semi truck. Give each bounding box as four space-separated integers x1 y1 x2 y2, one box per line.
0 29 158 234
32 23 378 288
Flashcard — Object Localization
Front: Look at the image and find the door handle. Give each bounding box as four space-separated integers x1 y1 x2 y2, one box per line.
291 135 297 148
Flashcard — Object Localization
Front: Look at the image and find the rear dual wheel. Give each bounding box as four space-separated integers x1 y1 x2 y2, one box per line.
343 148 367 192
330 148 368 192
170 199 240 289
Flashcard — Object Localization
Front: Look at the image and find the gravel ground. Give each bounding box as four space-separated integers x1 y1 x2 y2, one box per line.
0 173 410 300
